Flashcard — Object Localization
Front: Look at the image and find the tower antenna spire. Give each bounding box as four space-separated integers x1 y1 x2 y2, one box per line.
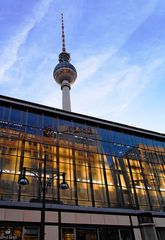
61 13 66 52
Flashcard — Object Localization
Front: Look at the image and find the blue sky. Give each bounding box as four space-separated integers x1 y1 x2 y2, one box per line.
0 0 164 133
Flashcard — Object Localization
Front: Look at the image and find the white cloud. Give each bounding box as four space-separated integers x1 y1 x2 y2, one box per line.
0 0 53 83
76 49 115 84
72 52 163 121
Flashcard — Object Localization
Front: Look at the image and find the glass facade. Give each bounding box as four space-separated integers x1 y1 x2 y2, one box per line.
0 102 165 211
62 227 133 240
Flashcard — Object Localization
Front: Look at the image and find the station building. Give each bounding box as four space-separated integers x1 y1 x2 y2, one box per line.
0 95 165 240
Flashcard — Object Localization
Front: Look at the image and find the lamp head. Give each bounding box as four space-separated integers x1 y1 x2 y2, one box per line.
18 167 29 185
60 181 69 190
18 177 29 186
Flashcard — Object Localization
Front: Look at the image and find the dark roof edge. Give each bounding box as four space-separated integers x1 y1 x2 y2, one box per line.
0 95 164 139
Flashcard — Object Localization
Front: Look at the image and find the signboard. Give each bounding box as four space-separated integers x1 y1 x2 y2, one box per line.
0 228 18 240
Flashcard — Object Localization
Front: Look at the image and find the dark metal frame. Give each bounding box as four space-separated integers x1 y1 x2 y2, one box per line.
18 152 69 240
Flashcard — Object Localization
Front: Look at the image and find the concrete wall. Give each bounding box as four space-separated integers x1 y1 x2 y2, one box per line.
61 212 130 225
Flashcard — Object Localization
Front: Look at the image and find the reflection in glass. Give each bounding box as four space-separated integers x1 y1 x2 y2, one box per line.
0 105 164 211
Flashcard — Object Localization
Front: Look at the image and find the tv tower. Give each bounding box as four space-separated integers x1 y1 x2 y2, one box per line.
53 13 77 111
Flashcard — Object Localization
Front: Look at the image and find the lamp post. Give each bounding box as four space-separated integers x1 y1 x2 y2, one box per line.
18 152 69 240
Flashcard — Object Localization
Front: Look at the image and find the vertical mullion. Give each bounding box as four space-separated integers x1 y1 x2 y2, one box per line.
72 147 78 206
56 141 60 203
87 152 95 207
139 159 153 210
18 138 25 201
100 153 110 207
126 157 139 209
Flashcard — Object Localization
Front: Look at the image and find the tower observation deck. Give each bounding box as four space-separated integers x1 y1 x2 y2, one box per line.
53 14 77 111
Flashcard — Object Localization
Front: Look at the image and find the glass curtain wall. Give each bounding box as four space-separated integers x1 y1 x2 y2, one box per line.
62 227 133 240
0 105 164 210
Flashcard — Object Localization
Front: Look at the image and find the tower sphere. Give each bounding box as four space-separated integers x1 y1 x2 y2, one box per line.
53 59 77 86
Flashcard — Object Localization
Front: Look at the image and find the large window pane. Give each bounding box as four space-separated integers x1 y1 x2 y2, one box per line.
62 228 74 240
76 228 97 240
99 228 119 240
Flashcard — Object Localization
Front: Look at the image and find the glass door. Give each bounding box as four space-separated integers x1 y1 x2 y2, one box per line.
119 229 133 240
62 228 75 240
62 228 97 240
76 228 97 240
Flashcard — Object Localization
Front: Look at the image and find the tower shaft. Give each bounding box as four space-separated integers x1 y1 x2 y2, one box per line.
61 80 71 111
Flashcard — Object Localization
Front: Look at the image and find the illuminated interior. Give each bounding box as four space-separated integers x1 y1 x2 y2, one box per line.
0 105 164 210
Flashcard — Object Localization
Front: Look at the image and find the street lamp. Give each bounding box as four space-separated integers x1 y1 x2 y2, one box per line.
18 153 69 240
